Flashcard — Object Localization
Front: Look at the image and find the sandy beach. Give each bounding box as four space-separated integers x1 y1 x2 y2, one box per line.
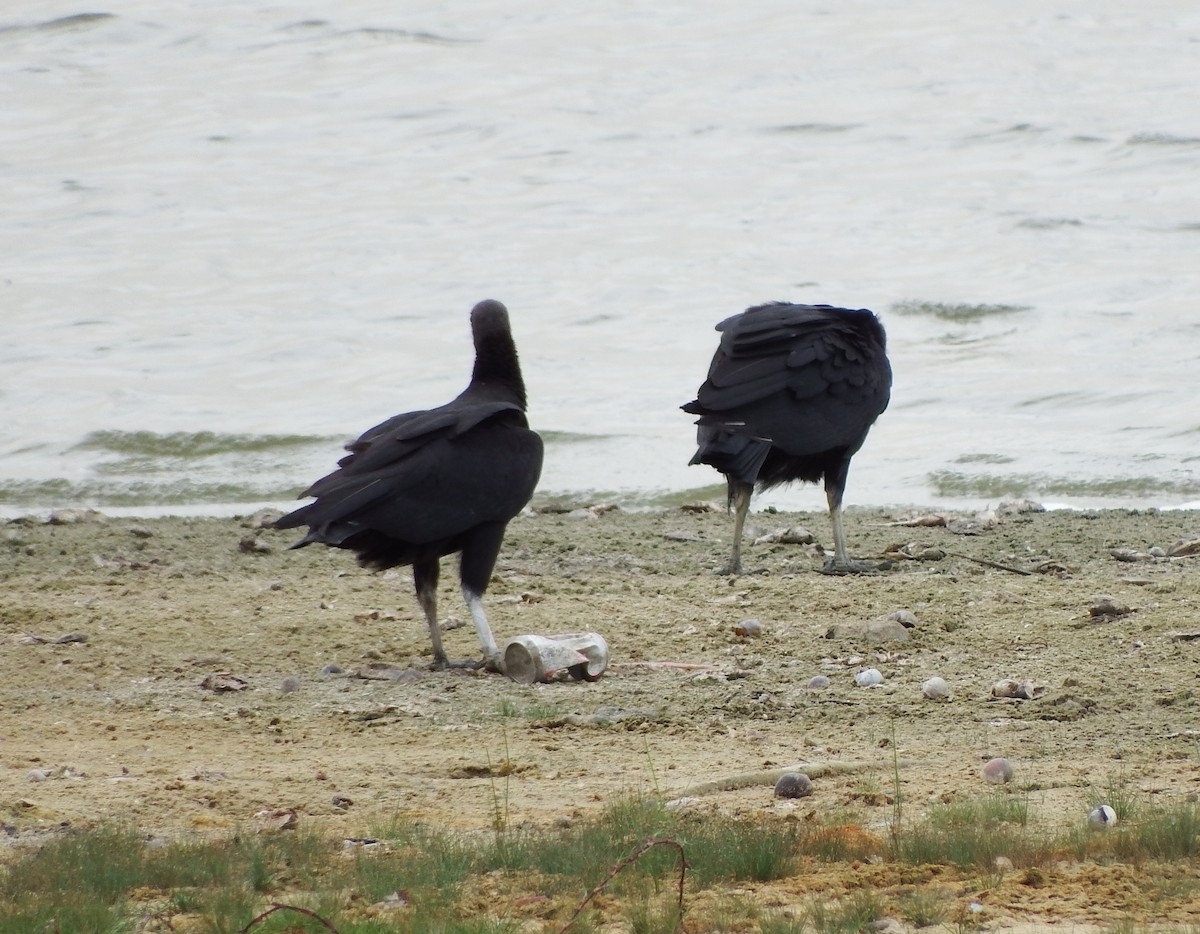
2 502 1200 925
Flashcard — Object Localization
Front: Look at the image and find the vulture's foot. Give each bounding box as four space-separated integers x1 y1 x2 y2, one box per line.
427 653 503 673
428 655 485 672
819 557 892 576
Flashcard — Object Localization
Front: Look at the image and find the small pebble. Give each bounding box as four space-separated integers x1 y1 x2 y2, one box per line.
806 675 831 689
1088 804 1117 828
734 619 763 637
1089 595 1132 618
982 757 1014 784
238 535 272 554
854 668 884 687
773 772 814 799
280 676 301 694
921 676 950 700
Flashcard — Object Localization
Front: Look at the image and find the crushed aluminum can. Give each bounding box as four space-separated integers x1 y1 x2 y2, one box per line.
502 632 609 684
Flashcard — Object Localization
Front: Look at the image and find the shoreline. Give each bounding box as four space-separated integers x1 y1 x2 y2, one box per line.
3 490 1200 524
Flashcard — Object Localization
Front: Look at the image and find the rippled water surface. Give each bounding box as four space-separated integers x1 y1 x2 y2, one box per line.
3 2 1199 515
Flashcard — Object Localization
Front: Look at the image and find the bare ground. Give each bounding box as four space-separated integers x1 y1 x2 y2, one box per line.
2 503 1200 928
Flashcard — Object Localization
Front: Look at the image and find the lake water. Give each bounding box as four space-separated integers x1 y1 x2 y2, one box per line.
3 1 1199 518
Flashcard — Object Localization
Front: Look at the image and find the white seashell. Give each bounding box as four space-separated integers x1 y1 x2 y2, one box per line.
991 678 1045 700
855 668 884 686
982 757 1014 784
1088 804 1117 828
754 526 814 545
921 676 950 700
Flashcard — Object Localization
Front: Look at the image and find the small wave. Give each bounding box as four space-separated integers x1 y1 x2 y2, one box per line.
0 477 301 509
891 300 1030 323
953 453 1015 465
251 22 474 53
962 124 1051 144
538 430 617 444
536 486 705 511
766 123 861 135
0 430 334 510
1016 391 1093 409
937 329 1018 347
928 470 1200 500
1127 132 1200 146
1017 217 1083 230
71 430 328 458
339 26 475 44
0 13 114 36
281 19 329 31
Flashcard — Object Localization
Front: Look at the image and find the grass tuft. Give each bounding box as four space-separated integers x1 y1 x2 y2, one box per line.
804 889 884 934
890 792 1050 870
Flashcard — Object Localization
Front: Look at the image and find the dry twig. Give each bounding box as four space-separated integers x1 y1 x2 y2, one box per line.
559 837 688 934
943 550 1034 576
242 903 341 933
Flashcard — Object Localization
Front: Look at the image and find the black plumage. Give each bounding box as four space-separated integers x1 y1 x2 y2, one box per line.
682 302 891 574
274 299 543 669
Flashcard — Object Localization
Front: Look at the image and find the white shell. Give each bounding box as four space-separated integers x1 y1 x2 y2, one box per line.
982 757 1014 784
921 676 950 699
1088 804 1117 828
991 678 1045 700
855 668 884 686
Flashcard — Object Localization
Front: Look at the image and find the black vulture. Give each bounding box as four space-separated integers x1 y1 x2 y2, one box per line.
274 299 543 670
682 302 891 574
